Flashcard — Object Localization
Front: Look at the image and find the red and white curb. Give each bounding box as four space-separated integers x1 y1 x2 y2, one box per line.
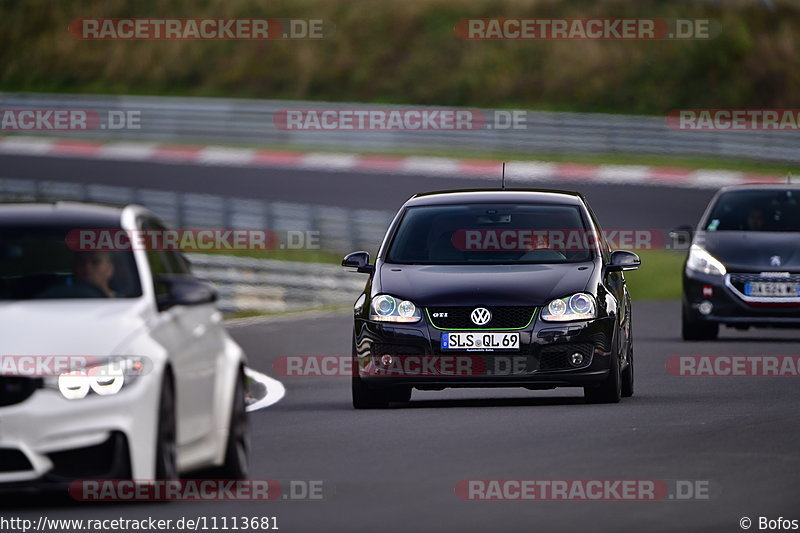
0 136 785 189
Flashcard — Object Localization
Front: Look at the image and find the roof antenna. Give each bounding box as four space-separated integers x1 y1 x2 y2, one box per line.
501 162 506 190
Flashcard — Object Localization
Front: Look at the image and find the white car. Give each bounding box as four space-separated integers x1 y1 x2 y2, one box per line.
0 202 249 487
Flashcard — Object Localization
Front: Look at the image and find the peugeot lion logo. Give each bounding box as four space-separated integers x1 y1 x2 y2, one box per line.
771 255 782 267
470 307 492 326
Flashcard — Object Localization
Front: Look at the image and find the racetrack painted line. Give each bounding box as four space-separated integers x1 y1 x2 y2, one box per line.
244 366 286 412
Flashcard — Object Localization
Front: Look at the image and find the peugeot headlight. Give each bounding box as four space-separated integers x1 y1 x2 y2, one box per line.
542 293 597 322
45 357 145 400
370 295 421 323
686 245 726 276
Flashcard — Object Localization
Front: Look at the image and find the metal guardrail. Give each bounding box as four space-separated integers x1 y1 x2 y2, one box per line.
186 253 364 314
0 177 384 314
2 92 799 163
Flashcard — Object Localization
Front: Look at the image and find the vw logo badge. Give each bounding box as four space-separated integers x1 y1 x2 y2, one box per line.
470 307 492 326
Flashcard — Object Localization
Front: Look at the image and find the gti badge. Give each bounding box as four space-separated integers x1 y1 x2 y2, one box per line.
771 255 782 267
470 307 492 326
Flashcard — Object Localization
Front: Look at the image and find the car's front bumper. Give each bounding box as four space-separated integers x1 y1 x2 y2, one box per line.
354 309 616 390
683 268 800 327
0 370 161 487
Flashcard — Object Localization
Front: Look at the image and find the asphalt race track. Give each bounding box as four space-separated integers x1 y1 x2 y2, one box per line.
2 154 798 532
0 153 715 230
4 303 800 532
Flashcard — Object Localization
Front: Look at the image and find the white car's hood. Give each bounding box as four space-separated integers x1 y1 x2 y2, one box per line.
0 299 151 355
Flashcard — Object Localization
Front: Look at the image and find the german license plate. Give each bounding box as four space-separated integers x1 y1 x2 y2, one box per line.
441 332 519 350
745 282 800 297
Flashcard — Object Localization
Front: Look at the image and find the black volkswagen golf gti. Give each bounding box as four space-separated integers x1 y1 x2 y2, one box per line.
342 189 641 408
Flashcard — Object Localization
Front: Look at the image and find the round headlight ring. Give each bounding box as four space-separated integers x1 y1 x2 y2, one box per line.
548 298 567 316
374 295 396 316
569 294 592 315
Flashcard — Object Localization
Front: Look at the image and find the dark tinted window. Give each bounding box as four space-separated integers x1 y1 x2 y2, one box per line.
386 203 593 265
0 225 142 300
704 189 800 232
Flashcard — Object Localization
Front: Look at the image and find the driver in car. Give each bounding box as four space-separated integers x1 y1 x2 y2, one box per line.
38 251 116 298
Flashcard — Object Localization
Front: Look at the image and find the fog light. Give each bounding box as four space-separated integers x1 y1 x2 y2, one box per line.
569 353 584 366
380 354 393 367
698 300 713 316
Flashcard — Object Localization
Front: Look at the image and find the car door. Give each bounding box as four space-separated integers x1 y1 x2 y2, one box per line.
142 219 220 448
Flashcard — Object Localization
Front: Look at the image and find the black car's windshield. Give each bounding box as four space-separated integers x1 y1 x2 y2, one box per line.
703 189 800 232
0 225 143 300
385 203 594 265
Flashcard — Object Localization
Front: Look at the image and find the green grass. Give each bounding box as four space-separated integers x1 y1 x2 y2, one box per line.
626 250 685 301
2 0 799 116
196 247 343 264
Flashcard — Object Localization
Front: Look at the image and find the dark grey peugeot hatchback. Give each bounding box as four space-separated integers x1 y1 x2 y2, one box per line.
342 189 640 408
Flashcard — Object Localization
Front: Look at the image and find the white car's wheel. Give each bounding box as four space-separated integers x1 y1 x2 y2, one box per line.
155 374 178 480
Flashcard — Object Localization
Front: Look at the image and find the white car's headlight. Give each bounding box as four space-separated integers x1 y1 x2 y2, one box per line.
45 357 145 400
370 294 421 323
542 293 597 322
686 245 727 276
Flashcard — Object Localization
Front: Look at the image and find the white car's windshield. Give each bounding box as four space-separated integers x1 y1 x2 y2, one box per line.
0 225 142 300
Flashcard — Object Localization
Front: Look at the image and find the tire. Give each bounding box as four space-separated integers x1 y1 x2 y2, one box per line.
585 330 622 404
621 316 634 398
621 345 634 399
388 386 412 403
681 307 719 341
216 368 250 479
351 336 389 409
352 372 390 409
155 373 178 480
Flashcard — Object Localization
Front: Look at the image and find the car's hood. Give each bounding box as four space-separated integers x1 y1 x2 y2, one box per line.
377 262 595 306
695 231 800 271
0 299 150 355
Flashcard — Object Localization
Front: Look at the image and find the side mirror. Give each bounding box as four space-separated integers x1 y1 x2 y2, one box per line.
342 251 374 274
668 224 694 250
607 250 641 272
156 275 217 311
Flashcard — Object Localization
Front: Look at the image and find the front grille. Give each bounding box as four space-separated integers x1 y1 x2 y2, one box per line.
0 377 41 407
728 273 800 298
0 448 33 473
427 306 536 330
539 343 594 370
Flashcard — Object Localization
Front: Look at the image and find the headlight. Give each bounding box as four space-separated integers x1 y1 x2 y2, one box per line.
686 245 727 276
370 295 421 323
45 357 144 400
542 293 597 322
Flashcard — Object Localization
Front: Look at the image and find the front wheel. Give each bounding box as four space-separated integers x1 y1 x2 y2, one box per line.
352 373 390 409
216 368 250 479
155 373 178 480
682 307 719 340
585 334 622 404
